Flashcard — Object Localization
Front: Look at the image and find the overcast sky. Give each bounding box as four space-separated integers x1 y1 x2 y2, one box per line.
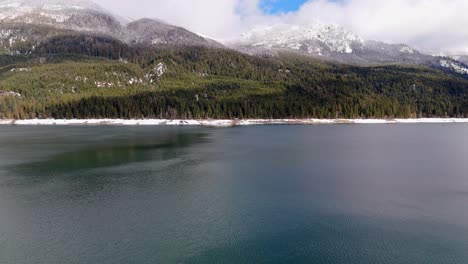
93 0 468 55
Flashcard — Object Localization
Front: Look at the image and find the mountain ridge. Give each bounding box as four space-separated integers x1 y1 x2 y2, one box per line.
228 23 468 76
0 0 466 76
0 0 221 50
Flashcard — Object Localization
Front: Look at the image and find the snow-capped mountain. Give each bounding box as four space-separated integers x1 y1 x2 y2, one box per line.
0 0 465 77
230 23 467 72
236 23 364 56
0 0 104 14
0 0 123 32
0 0 220 53
125 18 221 48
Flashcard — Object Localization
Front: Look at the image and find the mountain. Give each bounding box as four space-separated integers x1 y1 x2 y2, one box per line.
125 18 222 48
0 0 221 55
0 0 465 120
230 23 468 76
439 57 468 75
0 0 104 15
0 45 466 120
231 23 417 63
233 23 364 56
0 0 123 35
0 1 464 76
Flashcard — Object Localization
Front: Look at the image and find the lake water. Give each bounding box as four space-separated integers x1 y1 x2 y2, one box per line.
0 125 467 263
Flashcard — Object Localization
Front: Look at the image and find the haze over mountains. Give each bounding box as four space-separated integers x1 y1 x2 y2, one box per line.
0 0 467 77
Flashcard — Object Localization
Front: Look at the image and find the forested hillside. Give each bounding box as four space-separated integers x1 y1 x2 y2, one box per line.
0 34 466 119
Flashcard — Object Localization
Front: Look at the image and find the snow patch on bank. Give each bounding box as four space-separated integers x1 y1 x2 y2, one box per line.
0 118 467 127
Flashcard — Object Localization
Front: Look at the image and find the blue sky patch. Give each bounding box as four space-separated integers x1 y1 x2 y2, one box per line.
260 0 309 14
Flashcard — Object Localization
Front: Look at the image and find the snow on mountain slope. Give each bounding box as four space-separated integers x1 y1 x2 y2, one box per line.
0 0 104 11
0 0 221 53
0 0 122 37
125 18 222 48
230 23 464 72
0 0 106 19
0 0 464 77
237 23 364 55
440 59 468 75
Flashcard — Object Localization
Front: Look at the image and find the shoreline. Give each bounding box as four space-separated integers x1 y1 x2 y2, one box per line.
0 118 467 127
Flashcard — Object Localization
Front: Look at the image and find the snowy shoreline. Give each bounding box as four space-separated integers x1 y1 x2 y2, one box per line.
0 118 467 127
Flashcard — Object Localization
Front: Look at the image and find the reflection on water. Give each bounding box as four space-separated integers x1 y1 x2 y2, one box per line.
9 132 209 177
0 125 467 264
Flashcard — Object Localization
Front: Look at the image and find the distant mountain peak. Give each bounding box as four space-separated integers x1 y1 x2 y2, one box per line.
0 1 223 52
0 0 104 11
231 22 460 69
125 18 222 47
237 23 364 55
0 0 112 23
0 0 128 37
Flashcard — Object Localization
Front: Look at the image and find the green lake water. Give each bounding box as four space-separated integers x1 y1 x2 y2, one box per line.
0 125 467 263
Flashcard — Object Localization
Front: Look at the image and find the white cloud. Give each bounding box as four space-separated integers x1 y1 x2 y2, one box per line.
94 0 468 54
94 0 262 40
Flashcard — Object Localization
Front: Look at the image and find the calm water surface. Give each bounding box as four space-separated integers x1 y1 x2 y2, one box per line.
0 125 467 263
